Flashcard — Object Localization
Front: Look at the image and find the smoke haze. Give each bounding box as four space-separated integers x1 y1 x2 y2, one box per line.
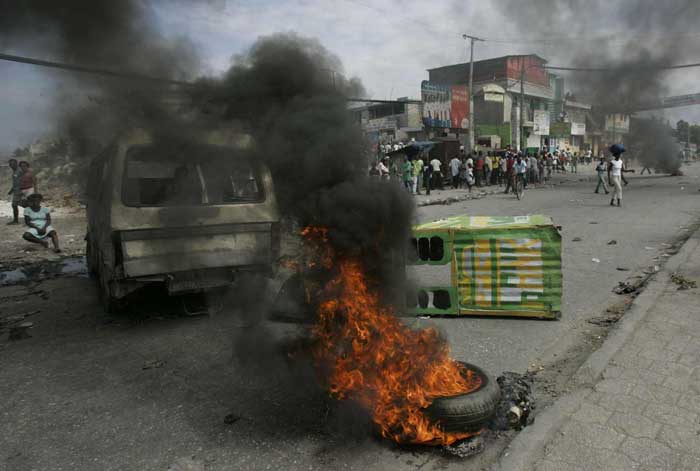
0 0 200 155
495 0 698 171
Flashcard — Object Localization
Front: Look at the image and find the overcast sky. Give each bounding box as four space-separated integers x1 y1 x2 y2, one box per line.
2 0 699 152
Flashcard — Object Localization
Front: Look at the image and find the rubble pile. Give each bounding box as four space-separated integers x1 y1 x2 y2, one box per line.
489 372 534 431
670 272 697 290
11 139 85 206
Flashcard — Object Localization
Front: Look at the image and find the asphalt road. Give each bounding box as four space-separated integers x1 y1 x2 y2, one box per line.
416 162 700 376
1 162 699 471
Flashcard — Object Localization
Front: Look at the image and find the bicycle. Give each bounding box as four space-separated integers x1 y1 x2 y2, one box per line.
513 173 525 200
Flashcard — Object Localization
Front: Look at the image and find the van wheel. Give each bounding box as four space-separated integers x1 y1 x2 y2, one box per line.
99 274 121 314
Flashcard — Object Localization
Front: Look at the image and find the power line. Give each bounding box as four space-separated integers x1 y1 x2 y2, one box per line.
4 50 700 106
543 62 700 72
480 31 700 45
0 52 192 87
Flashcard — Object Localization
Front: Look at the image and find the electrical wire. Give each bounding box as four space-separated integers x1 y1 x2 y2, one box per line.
0 52 193 87
544 62 700 72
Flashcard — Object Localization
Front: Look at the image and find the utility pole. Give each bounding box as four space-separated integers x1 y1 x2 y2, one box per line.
520 61 525 152
463 34 484 153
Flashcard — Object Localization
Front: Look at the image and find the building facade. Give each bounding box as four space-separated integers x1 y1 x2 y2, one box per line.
427 54 595 154
350 98 424 146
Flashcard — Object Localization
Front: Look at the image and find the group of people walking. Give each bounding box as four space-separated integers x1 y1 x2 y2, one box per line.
373 149 555 196
371 144 634 206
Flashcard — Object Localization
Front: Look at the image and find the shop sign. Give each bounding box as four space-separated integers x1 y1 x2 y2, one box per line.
533 109 550 135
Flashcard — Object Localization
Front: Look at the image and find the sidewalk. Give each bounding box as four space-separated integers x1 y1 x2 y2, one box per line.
413 186 502 207
496 229 700 471
412 167 598 207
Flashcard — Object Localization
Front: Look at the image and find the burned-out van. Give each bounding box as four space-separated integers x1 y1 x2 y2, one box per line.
85 129 280 312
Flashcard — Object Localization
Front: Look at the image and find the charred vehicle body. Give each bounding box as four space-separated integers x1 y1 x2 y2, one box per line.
85 130 280 311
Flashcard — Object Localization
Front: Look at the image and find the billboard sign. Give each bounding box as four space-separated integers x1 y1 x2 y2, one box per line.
484 92 504 102
422 81 470 129
533 109 550 135
365 117 397 132
549 121 571 138
450 85 469 129
422 81 451 128
571 121 586 136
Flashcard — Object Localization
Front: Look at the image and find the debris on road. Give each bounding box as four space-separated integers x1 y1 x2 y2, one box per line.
614 279 643 294
142 359 165 370
443 435 484 458
8 321 33 340
589 300 630 326
587 316 618 327
167 457 205 471
587 306 624 326
670 272 697 290
613 266 659 294
223 413 241 425
490 372 534 431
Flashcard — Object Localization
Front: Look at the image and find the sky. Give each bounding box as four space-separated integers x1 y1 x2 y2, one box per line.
1 0 699 153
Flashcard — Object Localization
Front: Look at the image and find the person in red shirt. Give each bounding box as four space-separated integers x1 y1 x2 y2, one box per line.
18 161 37 205
475 152 484 187
503 152 516 194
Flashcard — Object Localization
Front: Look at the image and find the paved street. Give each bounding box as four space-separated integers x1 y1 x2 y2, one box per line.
417 163 700 377
498 221 700 471
1 163 700 470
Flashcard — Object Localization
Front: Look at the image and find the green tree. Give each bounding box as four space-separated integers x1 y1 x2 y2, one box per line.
690 124 700 146
675 119 689 141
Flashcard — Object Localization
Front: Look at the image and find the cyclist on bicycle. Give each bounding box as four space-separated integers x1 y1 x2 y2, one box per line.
513 153 529 191
503 152 516 194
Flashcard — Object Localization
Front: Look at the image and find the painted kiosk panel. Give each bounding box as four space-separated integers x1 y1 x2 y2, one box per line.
409 215 561 319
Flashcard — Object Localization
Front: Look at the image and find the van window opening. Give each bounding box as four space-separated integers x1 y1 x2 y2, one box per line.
122 144 263 207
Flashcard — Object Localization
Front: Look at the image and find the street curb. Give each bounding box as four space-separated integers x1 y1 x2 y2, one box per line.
415 189 500 207
492 228 700 471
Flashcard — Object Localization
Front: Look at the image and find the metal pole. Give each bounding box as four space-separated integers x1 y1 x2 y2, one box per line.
520 61 525 152
469 38 475 152
463 34 484 153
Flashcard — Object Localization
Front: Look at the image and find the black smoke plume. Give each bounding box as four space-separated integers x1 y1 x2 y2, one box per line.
627 117 681 173
1 5 415 371
495 0 697 172
0 0 200 155
189 33 413 287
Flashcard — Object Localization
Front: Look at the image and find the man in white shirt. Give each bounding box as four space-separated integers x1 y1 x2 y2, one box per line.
429 158 443 190
377 157 390 180
514 154 528 188
608 149 633 206
449 156 461 189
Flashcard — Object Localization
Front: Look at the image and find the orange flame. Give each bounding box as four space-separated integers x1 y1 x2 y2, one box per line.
304 227 481 445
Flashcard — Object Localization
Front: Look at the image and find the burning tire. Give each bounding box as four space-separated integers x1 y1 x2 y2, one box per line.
425 362 500 433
